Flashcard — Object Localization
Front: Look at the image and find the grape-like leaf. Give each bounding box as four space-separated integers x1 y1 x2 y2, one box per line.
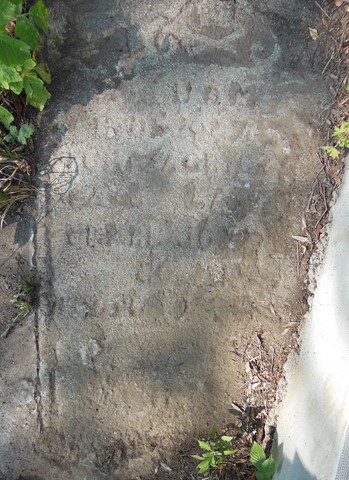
15 16 40 51
0 64 22 89
22 58 36 71
23 73 50 110
0 0 23 29
17 123 35 145
32 62 51 83
29 0 49 34
0 33 31 66
4 125 17 141
0 105 14 129
9 80 23 95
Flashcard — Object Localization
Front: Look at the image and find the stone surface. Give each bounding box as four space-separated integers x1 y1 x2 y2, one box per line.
0 215 41 480
1 0 329 478
0 321 38 479
274 162 349 480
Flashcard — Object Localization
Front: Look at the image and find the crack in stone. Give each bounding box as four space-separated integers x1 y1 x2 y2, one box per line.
32 207 44 433
34 309 44 433
43 184 58 419
33 182 58 432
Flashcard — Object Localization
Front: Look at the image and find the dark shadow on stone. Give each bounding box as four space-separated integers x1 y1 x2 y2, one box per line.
14 213 34 248
45 0 144 108
275 441 317 480
32 156 79 228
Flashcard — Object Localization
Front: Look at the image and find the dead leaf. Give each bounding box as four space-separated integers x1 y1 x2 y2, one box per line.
5 21 15 34
339 97 349 105
309 27 318 41
231 401 244 413
292 235 309 243
301 213 307 231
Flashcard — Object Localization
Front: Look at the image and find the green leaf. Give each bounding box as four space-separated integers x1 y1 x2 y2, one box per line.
0 64 23 93
15 17 40 52
0 64 22 89
17 123 35 144
23 74 50 110
0 33 31 67
4 125 17 142
9 80 23 95
322 145 340 160
29 0 49 34
202 452 213 458
332 122 349 137
210 426 217 441
256 456 276 480
337 138 349 148
0 1 14 28
250 442 266 468
15 16 40 51
221 436 233 443
18 301 31 313
223 449 238 456
198 440 211 451
191 455 205 461
32 62 51 83
0 105 14 129
0 0 23 29
197 458 211 473
21 58 36 71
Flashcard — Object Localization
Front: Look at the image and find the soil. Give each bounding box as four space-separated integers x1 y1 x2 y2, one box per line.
0 220 20 337
0 1 331 479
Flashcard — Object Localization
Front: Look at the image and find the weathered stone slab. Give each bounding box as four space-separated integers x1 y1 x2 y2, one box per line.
33 0 328 477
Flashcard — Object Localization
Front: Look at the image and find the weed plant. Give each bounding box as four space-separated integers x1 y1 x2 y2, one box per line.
0 0 50 225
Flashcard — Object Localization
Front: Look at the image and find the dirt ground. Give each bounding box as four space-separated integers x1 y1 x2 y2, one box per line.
0 1 330 479
0 221 20 337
